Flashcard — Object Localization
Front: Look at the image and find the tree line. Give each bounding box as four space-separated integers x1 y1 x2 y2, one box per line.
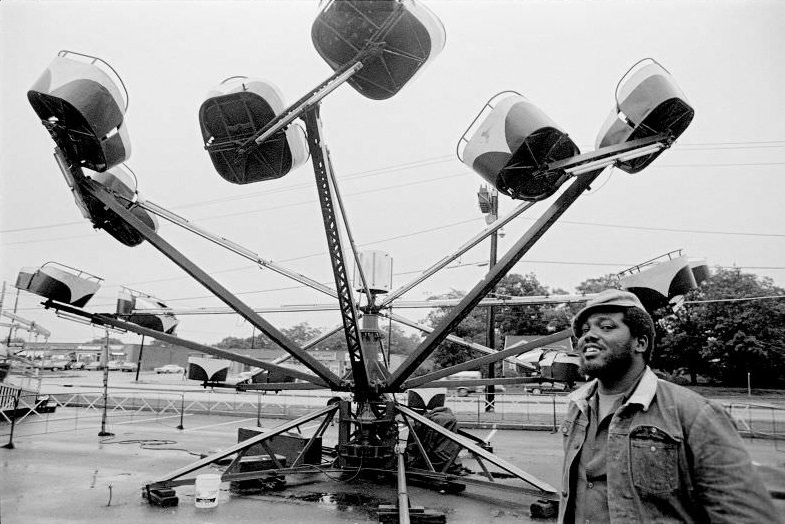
95 267 783 389
425 269 785 388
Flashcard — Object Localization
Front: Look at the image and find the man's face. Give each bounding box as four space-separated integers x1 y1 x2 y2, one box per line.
576 311 642 379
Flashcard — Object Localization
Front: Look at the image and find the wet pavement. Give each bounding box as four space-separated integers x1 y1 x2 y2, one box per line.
0 409 557 524
2 407 784 524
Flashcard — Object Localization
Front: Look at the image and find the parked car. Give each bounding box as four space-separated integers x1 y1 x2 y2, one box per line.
40 358 69 371
154 364 184 375
35 394 58 414
69 361 86 370
119 361 137 372
524 381 571 395
107 360 123 371
85 361 104 371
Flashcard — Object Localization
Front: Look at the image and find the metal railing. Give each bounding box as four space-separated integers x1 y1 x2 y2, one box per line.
3 387 784 448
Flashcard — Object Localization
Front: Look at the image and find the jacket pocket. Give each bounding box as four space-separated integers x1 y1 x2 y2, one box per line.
629 425 680 495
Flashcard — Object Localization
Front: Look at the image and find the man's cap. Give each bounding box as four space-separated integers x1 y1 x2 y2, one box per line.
572 289 648 336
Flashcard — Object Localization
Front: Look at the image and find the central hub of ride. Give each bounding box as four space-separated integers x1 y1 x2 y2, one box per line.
336 398 397 473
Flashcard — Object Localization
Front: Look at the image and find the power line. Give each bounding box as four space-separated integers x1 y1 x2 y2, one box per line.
0 170 472 243
553 220 785 238
3 182 783 247
683 295 785 305
2 139 785 235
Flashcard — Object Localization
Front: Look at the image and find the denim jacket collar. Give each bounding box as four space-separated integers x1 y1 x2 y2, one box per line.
567 367 658 414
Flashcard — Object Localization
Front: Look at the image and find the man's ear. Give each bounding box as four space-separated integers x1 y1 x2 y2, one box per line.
633 336 648 355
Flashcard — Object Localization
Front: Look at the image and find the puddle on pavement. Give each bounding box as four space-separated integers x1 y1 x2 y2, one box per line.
283 491 389 515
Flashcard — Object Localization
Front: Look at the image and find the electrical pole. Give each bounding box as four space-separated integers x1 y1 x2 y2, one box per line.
5 286 21 345
477 186 499 412
98 329 113 436
134 335 145 382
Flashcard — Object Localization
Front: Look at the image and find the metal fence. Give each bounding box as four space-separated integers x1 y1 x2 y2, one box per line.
447 393 566 429
3 387 784 451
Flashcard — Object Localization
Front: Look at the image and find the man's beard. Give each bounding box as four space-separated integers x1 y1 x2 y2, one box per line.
579 340 636 381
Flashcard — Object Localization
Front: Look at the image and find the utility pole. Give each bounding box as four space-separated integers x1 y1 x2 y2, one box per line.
5 286 21 345
477 186 499 412
98 329 113 436
134 335 145 382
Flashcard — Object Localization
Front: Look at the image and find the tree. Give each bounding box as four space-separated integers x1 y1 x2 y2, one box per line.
575 273 621 295
563 273 624 326
384 323 422 355
282 323 323 345
495 273 569 336
657 268 785 386
426 274 567 370
425 289 487 370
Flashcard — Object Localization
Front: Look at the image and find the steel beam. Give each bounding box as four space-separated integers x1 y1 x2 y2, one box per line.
139 200 338 299
379 200 535 307
76 177 343 388
402 329 571 390
148 404 338 486
387 170 602 390
397 404 558 495
303 107 369 395
380 311 536 371
42 300 329 387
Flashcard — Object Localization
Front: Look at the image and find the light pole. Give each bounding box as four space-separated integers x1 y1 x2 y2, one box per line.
134 334 145 382
98 329 114 437
478 186 499 412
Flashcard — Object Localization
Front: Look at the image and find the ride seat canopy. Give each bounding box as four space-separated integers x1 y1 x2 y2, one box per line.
15 263 101 308
188 357 230 383
28 51 131 172
116 290 178 334
619 254 698 310
199 77 309 184
596 60 694 173
689 258 710 286
459 93 580 201
312 0 445 100
86 166 159 247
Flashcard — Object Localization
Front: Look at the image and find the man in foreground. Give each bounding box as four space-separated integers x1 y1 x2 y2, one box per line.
559 289 779 523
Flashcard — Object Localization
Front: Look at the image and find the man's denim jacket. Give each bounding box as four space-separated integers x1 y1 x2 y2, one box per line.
559 368 779 523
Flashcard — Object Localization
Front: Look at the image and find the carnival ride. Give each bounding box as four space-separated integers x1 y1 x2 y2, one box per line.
21 1 696 521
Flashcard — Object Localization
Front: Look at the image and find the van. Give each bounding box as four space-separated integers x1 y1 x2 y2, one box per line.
446 371 481 396
445 371 505 397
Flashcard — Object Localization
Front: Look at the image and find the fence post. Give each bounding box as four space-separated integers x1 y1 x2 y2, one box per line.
552 395 557 432
176 393 185 430
256 391 262 427
98 331 113 437
2 388 22 449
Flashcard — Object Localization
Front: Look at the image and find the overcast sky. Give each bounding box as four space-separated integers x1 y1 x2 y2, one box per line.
1 0 784 346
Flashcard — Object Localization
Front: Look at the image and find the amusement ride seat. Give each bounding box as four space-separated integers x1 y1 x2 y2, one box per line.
596 58 695 173
28 50 132 172
458 92 580 201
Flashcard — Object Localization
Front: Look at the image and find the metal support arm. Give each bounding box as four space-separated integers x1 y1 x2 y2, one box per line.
139 200 338 299
402 329 571 390
229 46 383 161
380 311 536 371
303 107 368 395
148 404 338 487
42 300 329 387
387 170 603 390
397 404 558 496
76 177 343 388
380 200 535 307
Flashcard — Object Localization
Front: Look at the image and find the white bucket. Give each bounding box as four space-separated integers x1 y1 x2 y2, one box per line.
194 473 221 508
